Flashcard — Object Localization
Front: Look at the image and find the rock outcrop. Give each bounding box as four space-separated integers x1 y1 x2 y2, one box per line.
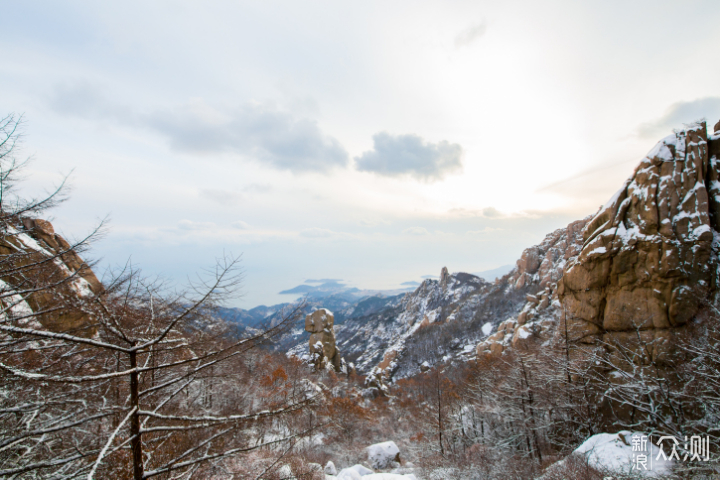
1 217 103 332
476 217 589 358
305 308 345 372
558 120 720 362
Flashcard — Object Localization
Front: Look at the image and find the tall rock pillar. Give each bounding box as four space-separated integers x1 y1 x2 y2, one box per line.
305 308 344 372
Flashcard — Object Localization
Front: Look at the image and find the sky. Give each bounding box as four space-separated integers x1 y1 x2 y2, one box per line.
2 0 720 307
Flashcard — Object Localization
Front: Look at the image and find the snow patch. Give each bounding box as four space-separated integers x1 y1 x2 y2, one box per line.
481 322 493 336
574 431 673 477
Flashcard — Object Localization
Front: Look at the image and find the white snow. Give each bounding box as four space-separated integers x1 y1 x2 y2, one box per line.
0 279 39 327
349 465 374 476
277 464 296 480
574 431 673 477
517 326 531 339
366 441 400 469
71 277 94 298
361 475 416 480
646 139 675 162
337 468 363 480
325 461 338 475
481 322 493 336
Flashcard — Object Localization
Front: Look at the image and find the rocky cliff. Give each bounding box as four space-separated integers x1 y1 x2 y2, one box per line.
476 217 589 357
478 119 720 362
559 120 720 361
1 218 103 332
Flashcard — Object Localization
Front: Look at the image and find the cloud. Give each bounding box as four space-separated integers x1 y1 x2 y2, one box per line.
448 206 504 218
637 97 720 137
299 227 336 238
401 281 420 286
232 220 251 229
178 219 216 230
403 227 429 235
147 101 349 173
243 183 272 194
355 132 463 181
49 81 129 119
467 227 503 235
421 274 437 279
200 188 244 206
454 22 486 48
358 218 391 227
49 83 349 174
305 278 343 284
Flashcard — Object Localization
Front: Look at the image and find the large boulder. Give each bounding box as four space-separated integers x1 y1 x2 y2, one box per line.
366 441 401 470
559 120 720 361
324 461 338 475
573 431 673 477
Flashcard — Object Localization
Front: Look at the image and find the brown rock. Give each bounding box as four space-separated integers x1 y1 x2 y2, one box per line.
305 308 344 372
439 266 450 291
305 308 334 333
559 121 718 355
1 218 103 333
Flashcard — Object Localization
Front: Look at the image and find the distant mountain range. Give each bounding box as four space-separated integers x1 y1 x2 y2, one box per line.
217 265 514 332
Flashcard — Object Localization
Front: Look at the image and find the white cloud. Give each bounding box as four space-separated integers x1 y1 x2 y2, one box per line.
454 22 486 48
200 189 244 206
299 227 336 238
359 218 391 227
147 101 350 173
467 227 503 235
178 219 216 230
232 220 251 229
355 132 463 182
49 85 349 174
403 227 429 235
637 97 720 137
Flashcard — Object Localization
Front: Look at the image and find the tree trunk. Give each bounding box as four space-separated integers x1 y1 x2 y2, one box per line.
129 350 144 480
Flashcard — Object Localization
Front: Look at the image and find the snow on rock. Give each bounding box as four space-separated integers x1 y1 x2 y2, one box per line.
574 431 673 478
560 121 720 358
350 464 374 475
366 441 401 470
481 321 493 336
476 216 589 359
277 464 296 480
336 468 363 480
361 475 417 480
324 461 338 475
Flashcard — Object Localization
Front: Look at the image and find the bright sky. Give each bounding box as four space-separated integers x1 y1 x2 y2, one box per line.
2 1 720 307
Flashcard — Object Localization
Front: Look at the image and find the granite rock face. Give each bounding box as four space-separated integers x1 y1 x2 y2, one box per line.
476 217 589 358
305 308 344 371
1 217 103 333
558 121 720 360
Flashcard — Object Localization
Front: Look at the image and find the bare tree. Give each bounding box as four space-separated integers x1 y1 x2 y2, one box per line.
0 114 320 479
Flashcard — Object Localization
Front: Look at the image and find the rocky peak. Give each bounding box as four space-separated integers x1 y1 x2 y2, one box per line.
558 120 720 360
439 266 450 291
305 308 345 372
